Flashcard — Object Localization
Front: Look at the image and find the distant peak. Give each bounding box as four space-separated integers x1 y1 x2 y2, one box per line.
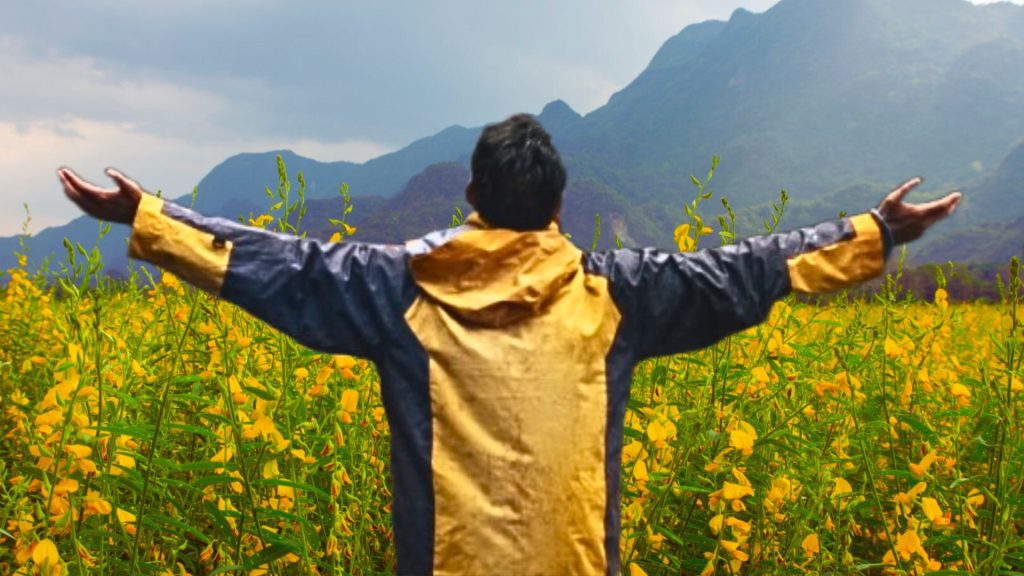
729 7 753 21
538 100 581 123
536 99 585 130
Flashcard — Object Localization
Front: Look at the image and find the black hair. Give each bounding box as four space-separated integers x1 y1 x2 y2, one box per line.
470 114 566 230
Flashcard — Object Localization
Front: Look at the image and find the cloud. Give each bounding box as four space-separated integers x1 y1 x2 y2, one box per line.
0 117 392 236
0 36 228 138
1 0 1017 236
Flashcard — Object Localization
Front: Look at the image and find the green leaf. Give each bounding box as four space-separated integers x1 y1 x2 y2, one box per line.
140 512 211 543
203 501 237 543
896 412 939 442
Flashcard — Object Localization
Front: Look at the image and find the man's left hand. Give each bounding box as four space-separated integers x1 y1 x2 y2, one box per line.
58 167 143 224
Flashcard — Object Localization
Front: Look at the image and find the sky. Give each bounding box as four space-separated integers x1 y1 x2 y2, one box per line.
2 0 1020 236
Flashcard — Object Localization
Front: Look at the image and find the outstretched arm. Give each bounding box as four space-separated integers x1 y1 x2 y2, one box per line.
58 168 410 359
590 177 961 360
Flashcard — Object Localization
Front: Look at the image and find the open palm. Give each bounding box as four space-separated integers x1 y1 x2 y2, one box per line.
58 167 143 224
876 177 962 245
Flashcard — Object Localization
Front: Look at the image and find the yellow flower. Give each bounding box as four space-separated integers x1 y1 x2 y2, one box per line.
633 460 649 482
950 382 971 402
646 418 676 447
722 482 755 500
910 451 937 478
83 490 113 517
627 563 648 576
728 421 757 456
315 365 333 386
53 478 79 496
64 444 92 459
285 448 313 465
719 539 749 562
894 481 927 516
725 517 751 540
228 375 247 404
674 224 697 252
210 446 234 465
242 416 289 450
708 514 724 535
885 337 903 359
895 528 923 561
801 533 820 556
340 389 359 413
967 488 984 508
116 508 137 536
920 497 949 527
32 538 62 575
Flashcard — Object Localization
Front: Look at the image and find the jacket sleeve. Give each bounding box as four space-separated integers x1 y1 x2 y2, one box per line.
127 193 411 359
587 212 893 360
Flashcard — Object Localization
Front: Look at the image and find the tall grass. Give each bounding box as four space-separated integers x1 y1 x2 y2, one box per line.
1 159 1021 574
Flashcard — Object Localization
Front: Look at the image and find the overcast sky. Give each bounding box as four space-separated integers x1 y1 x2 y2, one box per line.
2 0 1019 236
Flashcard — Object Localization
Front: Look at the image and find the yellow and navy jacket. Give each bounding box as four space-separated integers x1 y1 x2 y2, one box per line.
129 193 892 575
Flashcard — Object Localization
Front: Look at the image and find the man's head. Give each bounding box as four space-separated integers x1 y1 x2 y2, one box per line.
468 114 566 231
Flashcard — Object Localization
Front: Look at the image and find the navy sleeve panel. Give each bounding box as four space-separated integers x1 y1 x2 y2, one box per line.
584 215 891 360
158 200 414 359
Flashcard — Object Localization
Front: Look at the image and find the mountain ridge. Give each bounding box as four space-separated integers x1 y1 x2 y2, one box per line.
4 0 1023 274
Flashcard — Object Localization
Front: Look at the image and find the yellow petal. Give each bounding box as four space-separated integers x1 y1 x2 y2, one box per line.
53 478 79 495
721 481 754 500
646 419 667 443
33 538 60 566
333 355 357 370
633 460 649 482
831 477 852 498
340 389 359 413
801 533 820 555
64 445 92 459
921 497 943 522
628 562 648 576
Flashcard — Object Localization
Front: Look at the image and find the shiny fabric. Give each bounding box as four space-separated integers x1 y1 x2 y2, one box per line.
406 216 620 574
127 195 891 575
129 194 233 292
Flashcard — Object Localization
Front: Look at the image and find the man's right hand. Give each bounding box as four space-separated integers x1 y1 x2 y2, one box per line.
876 177 962 245
58 167 143 224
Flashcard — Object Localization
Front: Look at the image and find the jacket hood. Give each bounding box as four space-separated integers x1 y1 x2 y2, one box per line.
409 214 582 327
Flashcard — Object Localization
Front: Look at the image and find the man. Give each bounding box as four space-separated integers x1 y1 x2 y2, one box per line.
59 114 960 575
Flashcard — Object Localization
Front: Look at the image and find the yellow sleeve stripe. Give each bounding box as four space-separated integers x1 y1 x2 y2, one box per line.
128 194 233 293
787 213 885 294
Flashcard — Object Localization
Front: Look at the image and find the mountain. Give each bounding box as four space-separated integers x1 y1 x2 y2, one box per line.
189 124 480 214
305 163 663 250
4 0 1024 275
560 0 1024 228
965 140 1024 224
911 141 1024 265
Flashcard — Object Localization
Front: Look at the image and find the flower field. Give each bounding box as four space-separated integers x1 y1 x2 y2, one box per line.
1 241 1022 574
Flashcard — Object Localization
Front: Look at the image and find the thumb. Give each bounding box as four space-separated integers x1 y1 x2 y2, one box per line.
105 168 135 192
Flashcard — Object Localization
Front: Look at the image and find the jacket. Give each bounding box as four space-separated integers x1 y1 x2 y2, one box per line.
128 192 892 575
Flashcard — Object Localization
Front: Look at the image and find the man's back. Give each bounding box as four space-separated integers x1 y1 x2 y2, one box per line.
405 216 619 573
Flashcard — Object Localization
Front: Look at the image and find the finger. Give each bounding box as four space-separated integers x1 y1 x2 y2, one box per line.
63 168 116 198
885 176 924 205
60 172 105 214
916 192 962 218
105 167 136 192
